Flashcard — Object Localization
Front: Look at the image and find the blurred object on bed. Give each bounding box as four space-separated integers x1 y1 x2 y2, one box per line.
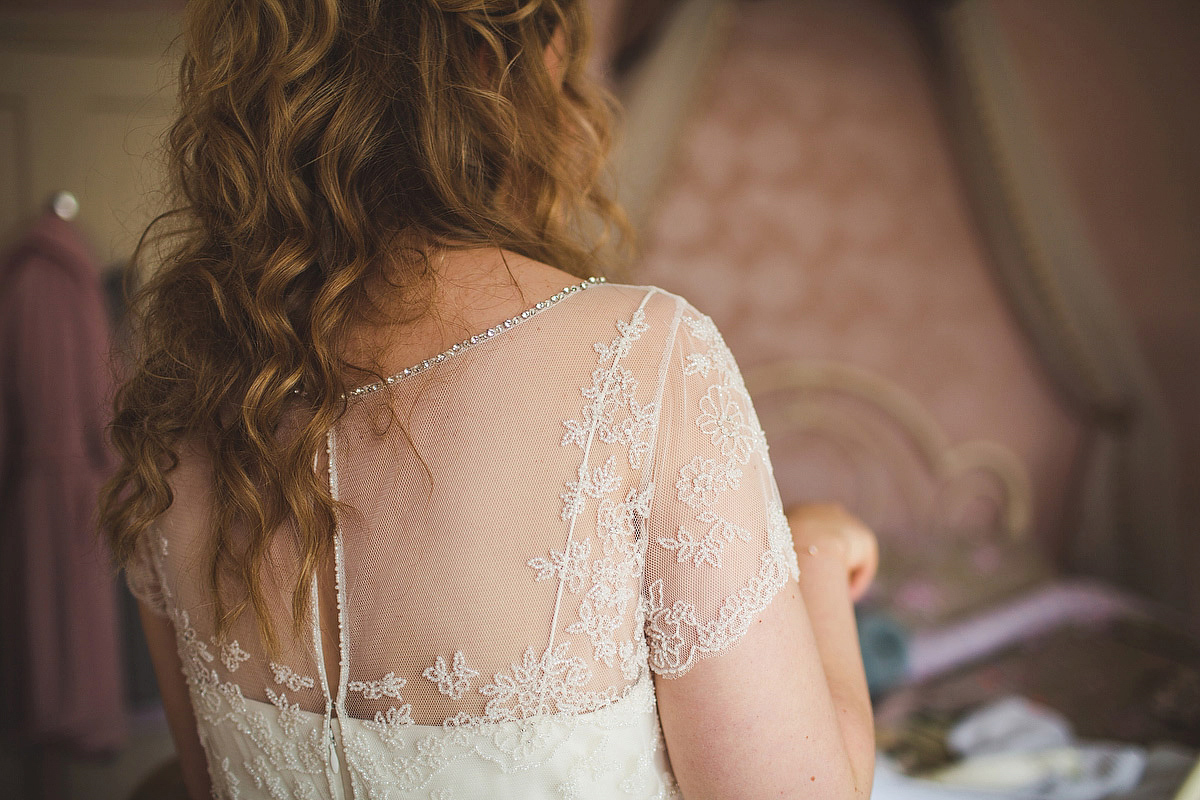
904 580 1149 684
870 613 1200 798
926 743 1147 799
857 606 911 697
871 745 1199 800
1175 759 1200 800
877 615 1200 769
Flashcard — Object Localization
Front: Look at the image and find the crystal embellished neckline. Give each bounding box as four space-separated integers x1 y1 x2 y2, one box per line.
342 275 606 400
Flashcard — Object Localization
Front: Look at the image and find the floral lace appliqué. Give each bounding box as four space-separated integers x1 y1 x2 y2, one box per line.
675 456 741 509
220 640 251 673
696 385 754 463
561 455 622 521
643 306 801 678
349 671 407 700
562 307 658 469
656 510 752 569
423 651 480 700
479 642 617 721
527 539 592 593
364 703 416 745
269 663 315 692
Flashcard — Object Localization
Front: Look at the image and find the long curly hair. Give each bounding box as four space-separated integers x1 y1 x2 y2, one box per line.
99 0 631 652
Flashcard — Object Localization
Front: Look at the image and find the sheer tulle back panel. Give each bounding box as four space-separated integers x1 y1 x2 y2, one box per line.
137 281 801 727
327 284 676 724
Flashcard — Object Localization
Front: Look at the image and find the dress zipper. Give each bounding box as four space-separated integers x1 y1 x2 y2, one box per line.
328 721 341 775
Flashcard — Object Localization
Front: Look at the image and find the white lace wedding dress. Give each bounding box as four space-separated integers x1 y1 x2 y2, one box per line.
126 280 801 800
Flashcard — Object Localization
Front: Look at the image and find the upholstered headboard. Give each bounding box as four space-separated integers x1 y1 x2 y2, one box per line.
745 360 1050 629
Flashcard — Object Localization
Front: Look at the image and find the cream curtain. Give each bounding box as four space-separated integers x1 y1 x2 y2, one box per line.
922 0 1185 608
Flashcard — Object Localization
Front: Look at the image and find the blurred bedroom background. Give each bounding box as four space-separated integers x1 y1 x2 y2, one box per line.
0 0 1197 798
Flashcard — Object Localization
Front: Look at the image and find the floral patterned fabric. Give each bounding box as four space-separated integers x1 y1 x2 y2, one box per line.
126 283 800 799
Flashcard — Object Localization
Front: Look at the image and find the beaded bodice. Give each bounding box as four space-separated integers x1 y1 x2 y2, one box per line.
126 283 801 800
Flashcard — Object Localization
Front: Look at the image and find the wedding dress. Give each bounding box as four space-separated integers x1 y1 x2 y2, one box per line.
125 280 802 799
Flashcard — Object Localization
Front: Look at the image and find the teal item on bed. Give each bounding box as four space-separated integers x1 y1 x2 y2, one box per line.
856 607 910 696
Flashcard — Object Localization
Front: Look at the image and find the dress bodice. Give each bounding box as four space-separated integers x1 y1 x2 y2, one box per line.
126 282 800 799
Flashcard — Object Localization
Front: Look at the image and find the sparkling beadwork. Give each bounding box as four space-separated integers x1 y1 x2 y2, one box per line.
337 277 604 400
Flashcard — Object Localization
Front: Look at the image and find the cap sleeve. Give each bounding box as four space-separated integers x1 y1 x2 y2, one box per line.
124 526 170 617
642 301 800 678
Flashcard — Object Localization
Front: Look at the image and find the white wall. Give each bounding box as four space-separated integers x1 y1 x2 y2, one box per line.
0 8 181 266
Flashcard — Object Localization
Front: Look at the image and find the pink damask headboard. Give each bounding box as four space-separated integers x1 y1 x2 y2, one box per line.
745 360 1050 630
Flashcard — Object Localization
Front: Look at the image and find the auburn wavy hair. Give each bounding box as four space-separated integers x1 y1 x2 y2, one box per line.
99 0 631 652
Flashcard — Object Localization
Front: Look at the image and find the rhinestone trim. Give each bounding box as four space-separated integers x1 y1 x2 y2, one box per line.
334 276 605 400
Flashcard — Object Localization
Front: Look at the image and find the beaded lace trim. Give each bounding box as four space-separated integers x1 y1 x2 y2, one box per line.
344 276 606 399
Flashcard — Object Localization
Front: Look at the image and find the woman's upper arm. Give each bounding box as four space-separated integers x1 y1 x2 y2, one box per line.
125 530 211 800
643 301 859 798
652 582 858 798
137 601 212 800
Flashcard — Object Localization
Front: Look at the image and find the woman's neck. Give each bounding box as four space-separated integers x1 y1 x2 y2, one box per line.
338 245 582 387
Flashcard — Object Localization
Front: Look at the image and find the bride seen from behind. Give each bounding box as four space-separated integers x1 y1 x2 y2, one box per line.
99 1 876 797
